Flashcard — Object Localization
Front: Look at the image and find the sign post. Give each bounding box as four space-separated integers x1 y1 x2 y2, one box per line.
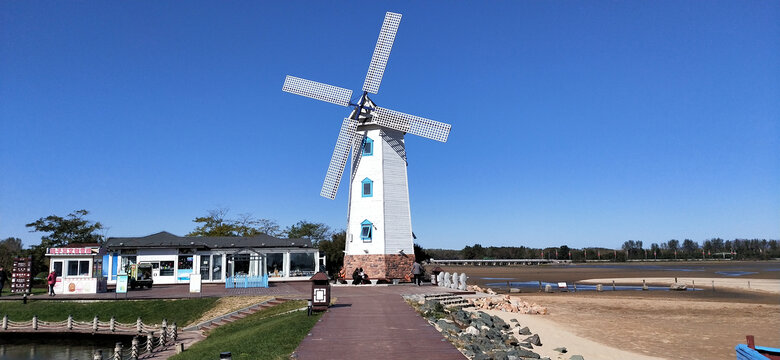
189 273 202 297
11 257 32 294
116 275 129 299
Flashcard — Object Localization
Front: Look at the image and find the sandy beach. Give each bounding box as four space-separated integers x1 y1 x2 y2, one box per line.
437 261 780 359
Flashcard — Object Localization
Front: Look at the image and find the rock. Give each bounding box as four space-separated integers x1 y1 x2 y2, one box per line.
436 319 460 335
465 326 480 336
508 347 540 359
554 347 567 353
453 309 472 327
524 333 542 346
569 355 585 360
510 318 519 323
517 326 532 335
473 353 492 360
491 314 508 329
518 342 533 349
491 350 510 360
478 312 494 327
670 283 687 291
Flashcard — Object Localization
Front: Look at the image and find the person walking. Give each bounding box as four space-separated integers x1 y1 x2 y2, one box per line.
0 266 7 296
47 270 57 296
412 261 423 286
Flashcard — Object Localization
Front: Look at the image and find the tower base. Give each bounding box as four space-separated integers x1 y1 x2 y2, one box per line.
343 254 415 281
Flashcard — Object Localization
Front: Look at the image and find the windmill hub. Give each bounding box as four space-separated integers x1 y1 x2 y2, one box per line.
282 12 451 282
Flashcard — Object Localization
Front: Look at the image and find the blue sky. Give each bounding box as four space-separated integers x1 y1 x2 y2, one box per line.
1 1 778 250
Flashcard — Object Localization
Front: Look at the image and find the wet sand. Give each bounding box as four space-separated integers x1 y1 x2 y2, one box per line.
434 261 780 360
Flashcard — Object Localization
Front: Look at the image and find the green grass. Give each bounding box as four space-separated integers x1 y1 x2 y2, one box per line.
170 300 322 360
0 298 218 325
0 287 47 296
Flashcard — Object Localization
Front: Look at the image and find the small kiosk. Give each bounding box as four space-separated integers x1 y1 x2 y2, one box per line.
46 245 108 294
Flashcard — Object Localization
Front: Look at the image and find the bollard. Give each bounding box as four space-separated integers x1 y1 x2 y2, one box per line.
32 315 38 330
692 280 695 291
596 284 603 292
110 316 116 332
538 280 542 291
642 279 648 291
130 336 139 360
573 283 577 292
23 294 27 304
158 330 166 348
712 280 715 292
220 352 232 359
136 317 142 333
172 322 178 341
67 315 73 330
147 332 155 353
2 314 7 330
175 343 184 353
93 316 99 333
93 349 103 360
612 280 616 291
112 342 122 360
748 281 751 289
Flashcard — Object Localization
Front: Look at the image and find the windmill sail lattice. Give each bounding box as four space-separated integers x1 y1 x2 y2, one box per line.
281 11 451 200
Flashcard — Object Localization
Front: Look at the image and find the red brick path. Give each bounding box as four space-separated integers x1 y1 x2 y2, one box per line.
293 285 465 359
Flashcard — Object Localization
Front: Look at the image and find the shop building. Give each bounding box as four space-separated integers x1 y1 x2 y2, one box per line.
104 231 321 285
46 244 108 294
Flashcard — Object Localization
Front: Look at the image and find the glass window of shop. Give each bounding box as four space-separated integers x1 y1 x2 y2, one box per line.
289 252 315 277
211 255 222 280
177 255 193 280
160 261 175 276
120 256 137 275
266 253 284 277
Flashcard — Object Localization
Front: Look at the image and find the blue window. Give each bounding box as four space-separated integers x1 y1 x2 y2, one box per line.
360 220 373 242
362 137 374 156
361 178 373 197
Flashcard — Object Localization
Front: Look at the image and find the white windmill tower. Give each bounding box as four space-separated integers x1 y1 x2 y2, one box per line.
282 12 451 281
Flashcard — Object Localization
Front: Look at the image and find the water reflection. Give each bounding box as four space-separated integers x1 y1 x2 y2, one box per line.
0 334 131 360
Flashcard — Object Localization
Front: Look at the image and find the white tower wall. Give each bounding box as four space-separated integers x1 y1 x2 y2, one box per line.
345 124 414 257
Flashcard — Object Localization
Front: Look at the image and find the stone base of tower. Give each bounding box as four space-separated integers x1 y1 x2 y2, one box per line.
343 254 415 281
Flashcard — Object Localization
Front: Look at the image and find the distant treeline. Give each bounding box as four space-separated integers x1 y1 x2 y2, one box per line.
423 238 780 261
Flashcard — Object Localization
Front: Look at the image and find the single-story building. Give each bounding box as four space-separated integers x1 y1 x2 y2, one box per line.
104 231 322 285
46 244 108 294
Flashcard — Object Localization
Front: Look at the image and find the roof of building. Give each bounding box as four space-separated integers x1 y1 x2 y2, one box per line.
105 231 313 249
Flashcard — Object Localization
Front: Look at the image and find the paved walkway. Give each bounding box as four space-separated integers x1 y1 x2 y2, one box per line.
293 285 465 359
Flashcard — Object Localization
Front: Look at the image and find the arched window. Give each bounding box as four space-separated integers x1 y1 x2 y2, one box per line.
361 178 373 197
360 220 373 242
362 137 374 156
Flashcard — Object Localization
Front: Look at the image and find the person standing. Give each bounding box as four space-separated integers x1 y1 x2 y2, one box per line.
47 270 57 296
412 261 423 286
0 266 7 296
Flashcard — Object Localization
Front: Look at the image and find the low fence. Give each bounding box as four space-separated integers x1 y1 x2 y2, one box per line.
1 315 179 360
225 274 269 289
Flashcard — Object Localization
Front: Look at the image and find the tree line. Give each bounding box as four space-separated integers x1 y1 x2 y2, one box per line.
424 238 779 262
4 209 778 277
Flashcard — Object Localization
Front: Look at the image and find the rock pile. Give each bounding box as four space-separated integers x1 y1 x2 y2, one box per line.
467 284 496 294
468 295 548 315
432 308 545 360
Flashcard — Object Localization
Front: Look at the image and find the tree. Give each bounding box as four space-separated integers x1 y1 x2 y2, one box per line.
316 230 346 275
667 239 680 254
26 209 104 247
188 209 237 237
414 243 431 262
0 237 23 270
187 209 281 237
682 239 699 256
284 220 331 244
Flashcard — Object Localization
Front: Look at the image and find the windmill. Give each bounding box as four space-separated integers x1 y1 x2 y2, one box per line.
282 12 451 281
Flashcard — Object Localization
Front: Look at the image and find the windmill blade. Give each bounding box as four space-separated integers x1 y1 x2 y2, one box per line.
362 12 402 94
372 106 451 142
321 118 359 199
283 75 353 107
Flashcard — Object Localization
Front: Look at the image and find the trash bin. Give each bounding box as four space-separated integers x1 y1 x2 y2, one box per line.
431 267 443 286
310 272 331 312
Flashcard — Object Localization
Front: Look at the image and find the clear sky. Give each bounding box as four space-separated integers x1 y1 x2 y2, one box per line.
1 1 778 250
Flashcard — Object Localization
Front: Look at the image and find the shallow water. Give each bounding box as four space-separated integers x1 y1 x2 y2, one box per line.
485 280 703 291
0 334 131 360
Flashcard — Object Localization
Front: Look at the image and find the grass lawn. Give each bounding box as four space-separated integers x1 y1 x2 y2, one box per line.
170 300 322 360
0 298 217 325
0 287 48 297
